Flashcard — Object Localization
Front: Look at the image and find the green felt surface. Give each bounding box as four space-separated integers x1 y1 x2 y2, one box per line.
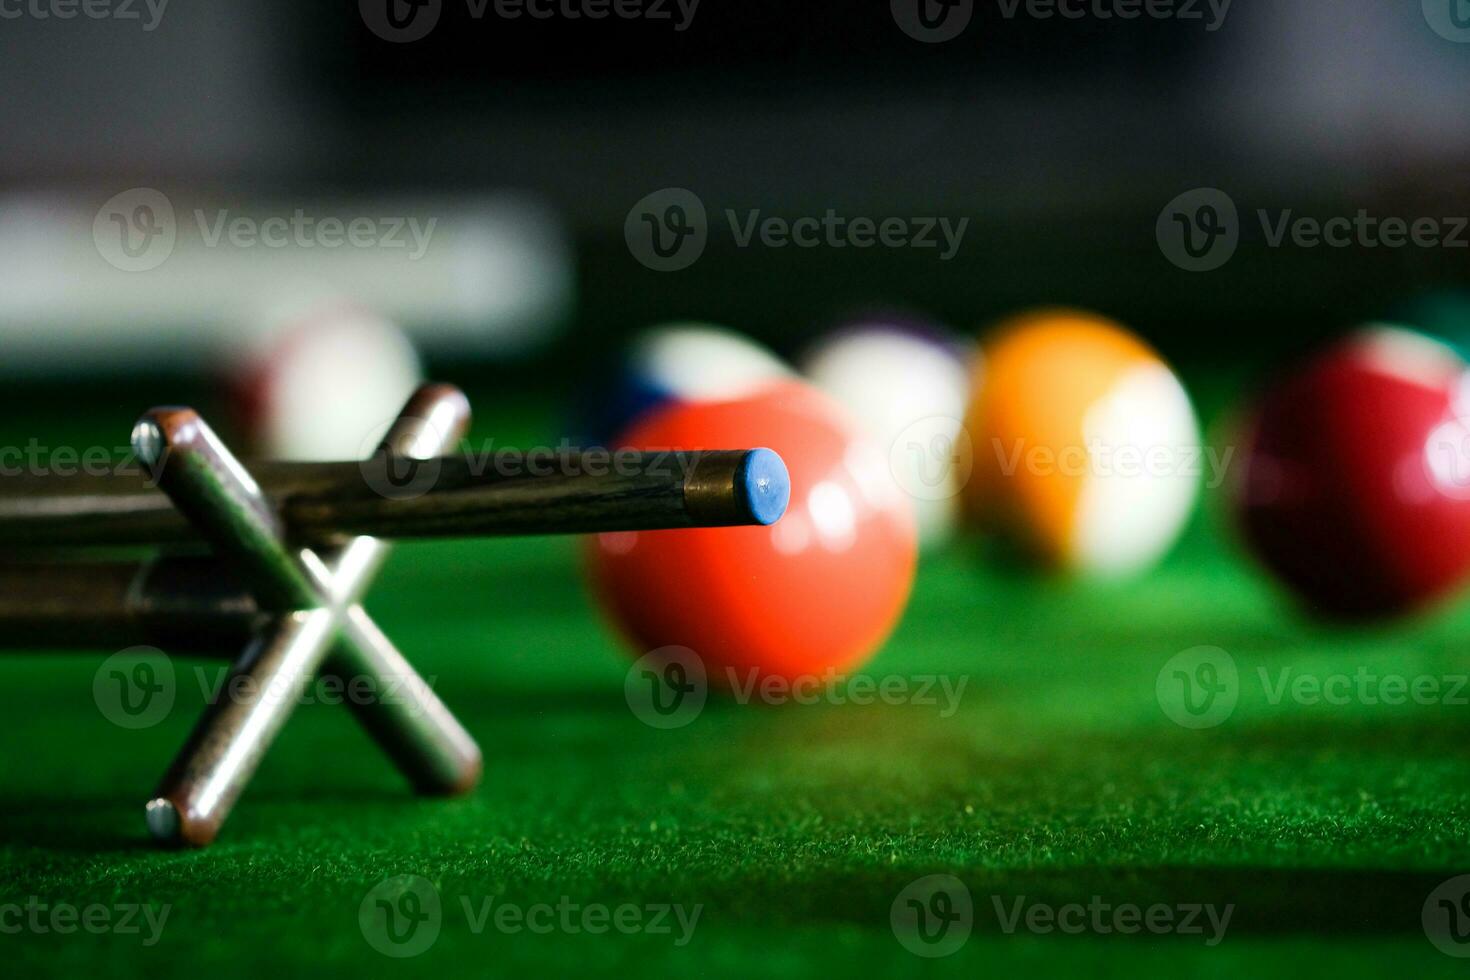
4 391 1470 976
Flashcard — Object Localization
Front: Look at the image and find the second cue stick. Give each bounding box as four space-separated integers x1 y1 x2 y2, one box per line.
0 558 262 650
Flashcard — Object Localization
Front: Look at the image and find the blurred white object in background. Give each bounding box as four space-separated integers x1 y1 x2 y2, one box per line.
227 298 424 461
802 321 973 549
1217 0 1470 177
0 191 572 374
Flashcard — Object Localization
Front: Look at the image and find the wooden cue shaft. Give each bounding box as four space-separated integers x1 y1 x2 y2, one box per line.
0 558 264 650
0 448 788 548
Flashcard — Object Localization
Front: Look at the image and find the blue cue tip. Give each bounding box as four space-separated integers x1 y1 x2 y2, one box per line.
736 448 790 526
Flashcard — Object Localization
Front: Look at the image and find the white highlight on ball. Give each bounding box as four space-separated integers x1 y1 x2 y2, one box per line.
241 301 423 461
633 323 794 402
1071 363 1202 576
803 326 972 548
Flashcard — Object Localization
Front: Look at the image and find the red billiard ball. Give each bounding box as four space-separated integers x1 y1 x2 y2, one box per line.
583 381 919 686
1232 327 1470 618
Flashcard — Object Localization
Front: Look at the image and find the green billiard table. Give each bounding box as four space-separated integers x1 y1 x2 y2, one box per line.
3 378 1470 978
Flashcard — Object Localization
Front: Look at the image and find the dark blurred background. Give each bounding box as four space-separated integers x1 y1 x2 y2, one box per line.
1 0 1468 387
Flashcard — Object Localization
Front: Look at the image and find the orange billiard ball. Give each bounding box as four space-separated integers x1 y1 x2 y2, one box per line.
962 309 1201 576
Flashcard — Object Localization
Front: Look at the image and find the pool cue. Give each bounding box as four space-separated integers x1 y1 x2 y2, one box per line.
141 387 482 846
0 444 793 650
0 448 787 548
0 557 263 650
0 384 789 846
